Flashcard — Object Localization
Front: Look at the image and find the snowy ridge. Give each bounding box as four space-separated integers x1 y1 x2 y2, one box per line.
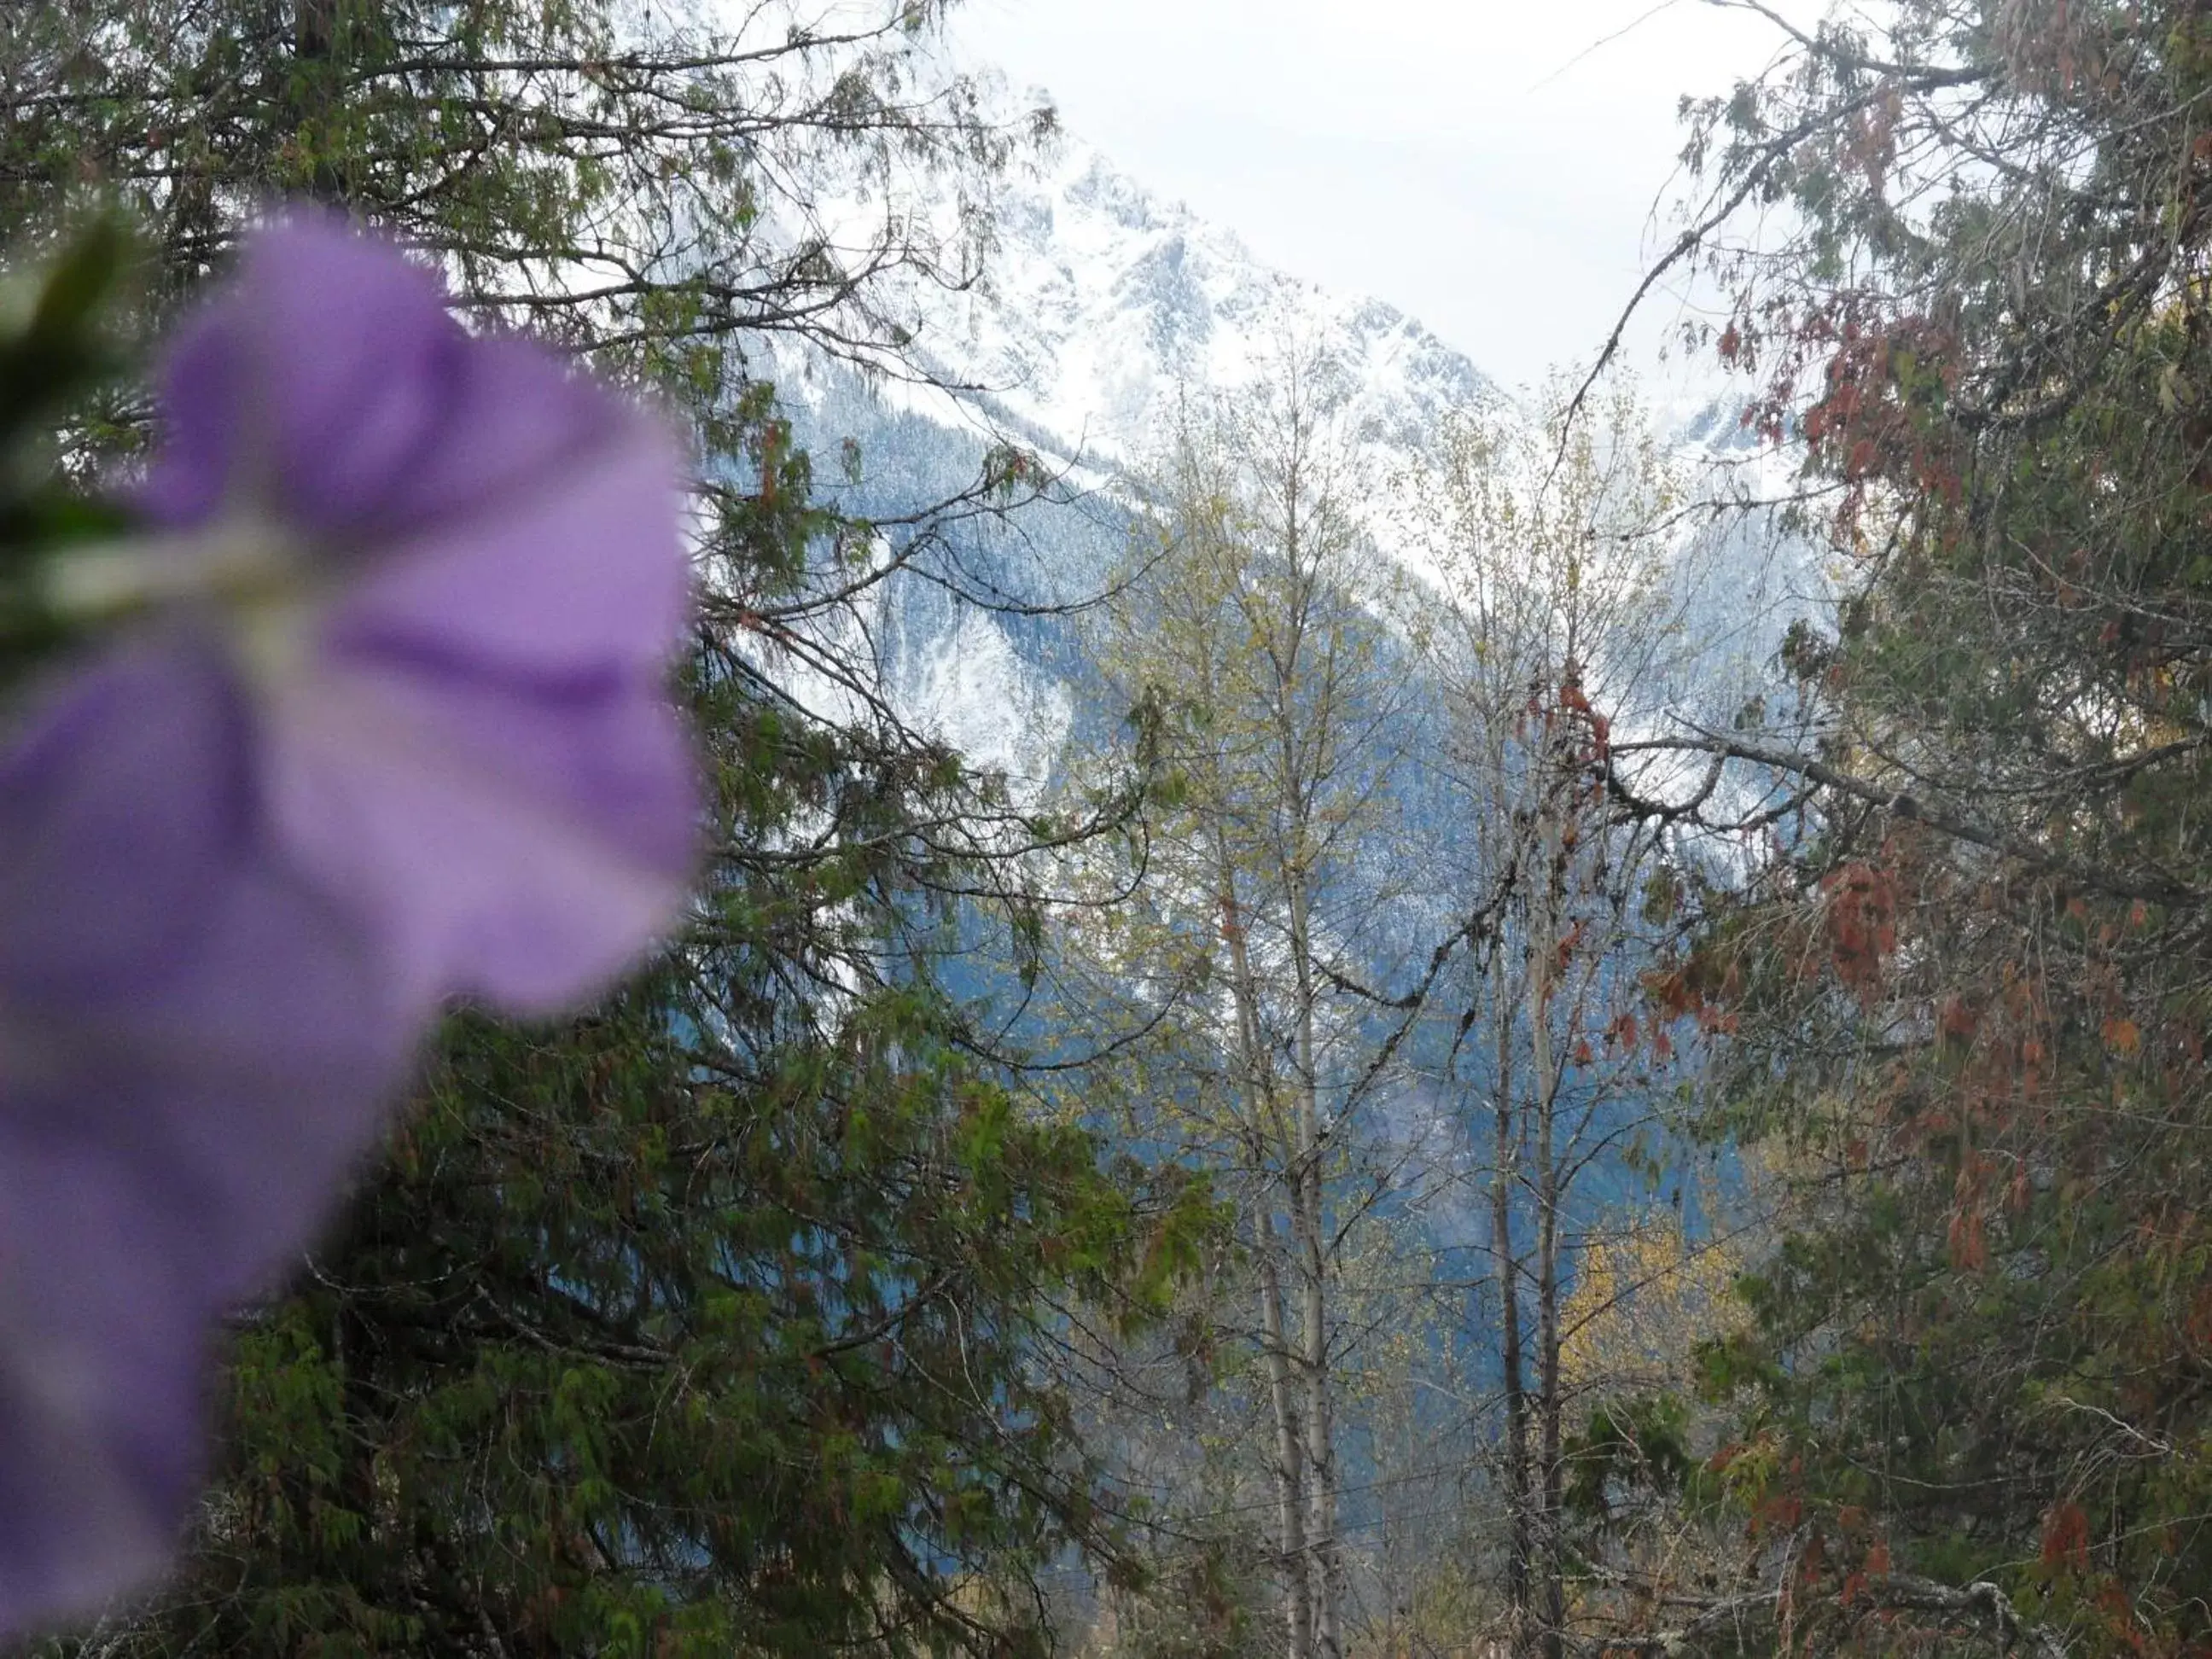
917 139 1505 474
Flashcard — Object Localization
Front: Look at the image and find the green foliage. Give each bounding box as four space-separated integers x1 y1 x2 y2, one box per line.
97 980 1207 1657
1103 1533 1272 1659
0 214 137 686
1666 0 2212 1648
1562 1394 1696 1524
0 3 1202 1653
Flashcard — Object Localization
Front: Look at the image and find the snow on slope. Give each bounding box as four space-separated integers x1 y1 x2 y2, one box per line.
914 138 1505 474
788 135 1522 785
793 130 1823 790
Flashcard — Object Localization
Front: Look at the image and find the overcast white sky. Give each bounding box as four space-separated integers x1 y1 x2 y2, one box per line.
947 0 1797 394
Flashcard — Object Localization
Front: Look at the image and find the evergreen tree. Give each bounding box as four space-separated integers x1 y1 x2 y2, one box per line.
1610 1 2212 1649
1 3 1212 1652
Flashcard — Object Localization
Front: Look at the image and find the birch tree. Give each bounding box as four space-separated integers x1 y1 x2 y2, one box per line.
1402 385 1708 1657
1069 368 1419 1659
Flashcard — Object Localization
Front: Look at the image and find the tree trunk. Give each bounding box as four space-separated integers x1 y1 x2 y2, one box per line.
1490 951 1533 1652
1220 851 1315 1659
1284 870 1344 1659
1295 1150 1342 1659
1258 1210 1314 1659
1529 806 1567 1659
1273 439 1344 1659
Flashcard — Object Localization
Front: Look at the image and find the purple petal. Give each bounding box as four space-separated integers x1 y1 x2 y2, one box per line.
0 211 708 1635
8 847 414 1301
0 642 410 1628
0 642 415 1298
131 216 701 1015
132 312 244 530
0 643 247 995
141 221 693 679
0 1144 211 1633
263 652 697 1011
329 341 692 675
141 220 463 538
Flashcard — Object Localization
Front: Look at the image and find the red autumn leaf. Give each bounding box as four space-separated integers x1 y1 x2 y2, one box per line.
2040 1500 2091 1572
1947 1207 1988 1272
1751 1493 1804 1537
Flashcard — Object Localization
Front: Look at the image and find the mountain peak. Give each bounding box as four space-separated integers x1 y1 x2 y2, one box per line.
915 136 1502 473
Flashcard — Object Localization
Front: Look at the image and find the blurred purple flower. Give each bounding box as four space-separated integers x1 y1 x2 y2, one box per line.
0 218 697 1629
0 641 410 1630
138 218 701 1011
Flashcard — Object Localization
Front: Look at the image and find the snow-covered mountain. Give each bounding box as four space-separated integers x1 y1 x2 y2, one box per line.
780 134 1817 788
922 141 1505 472
779 138 1498 772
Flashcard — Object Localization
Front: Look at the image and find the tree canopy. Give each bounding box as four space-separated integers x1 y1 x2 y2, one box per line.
1595 1 2212 1649
1 5 1216 1655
